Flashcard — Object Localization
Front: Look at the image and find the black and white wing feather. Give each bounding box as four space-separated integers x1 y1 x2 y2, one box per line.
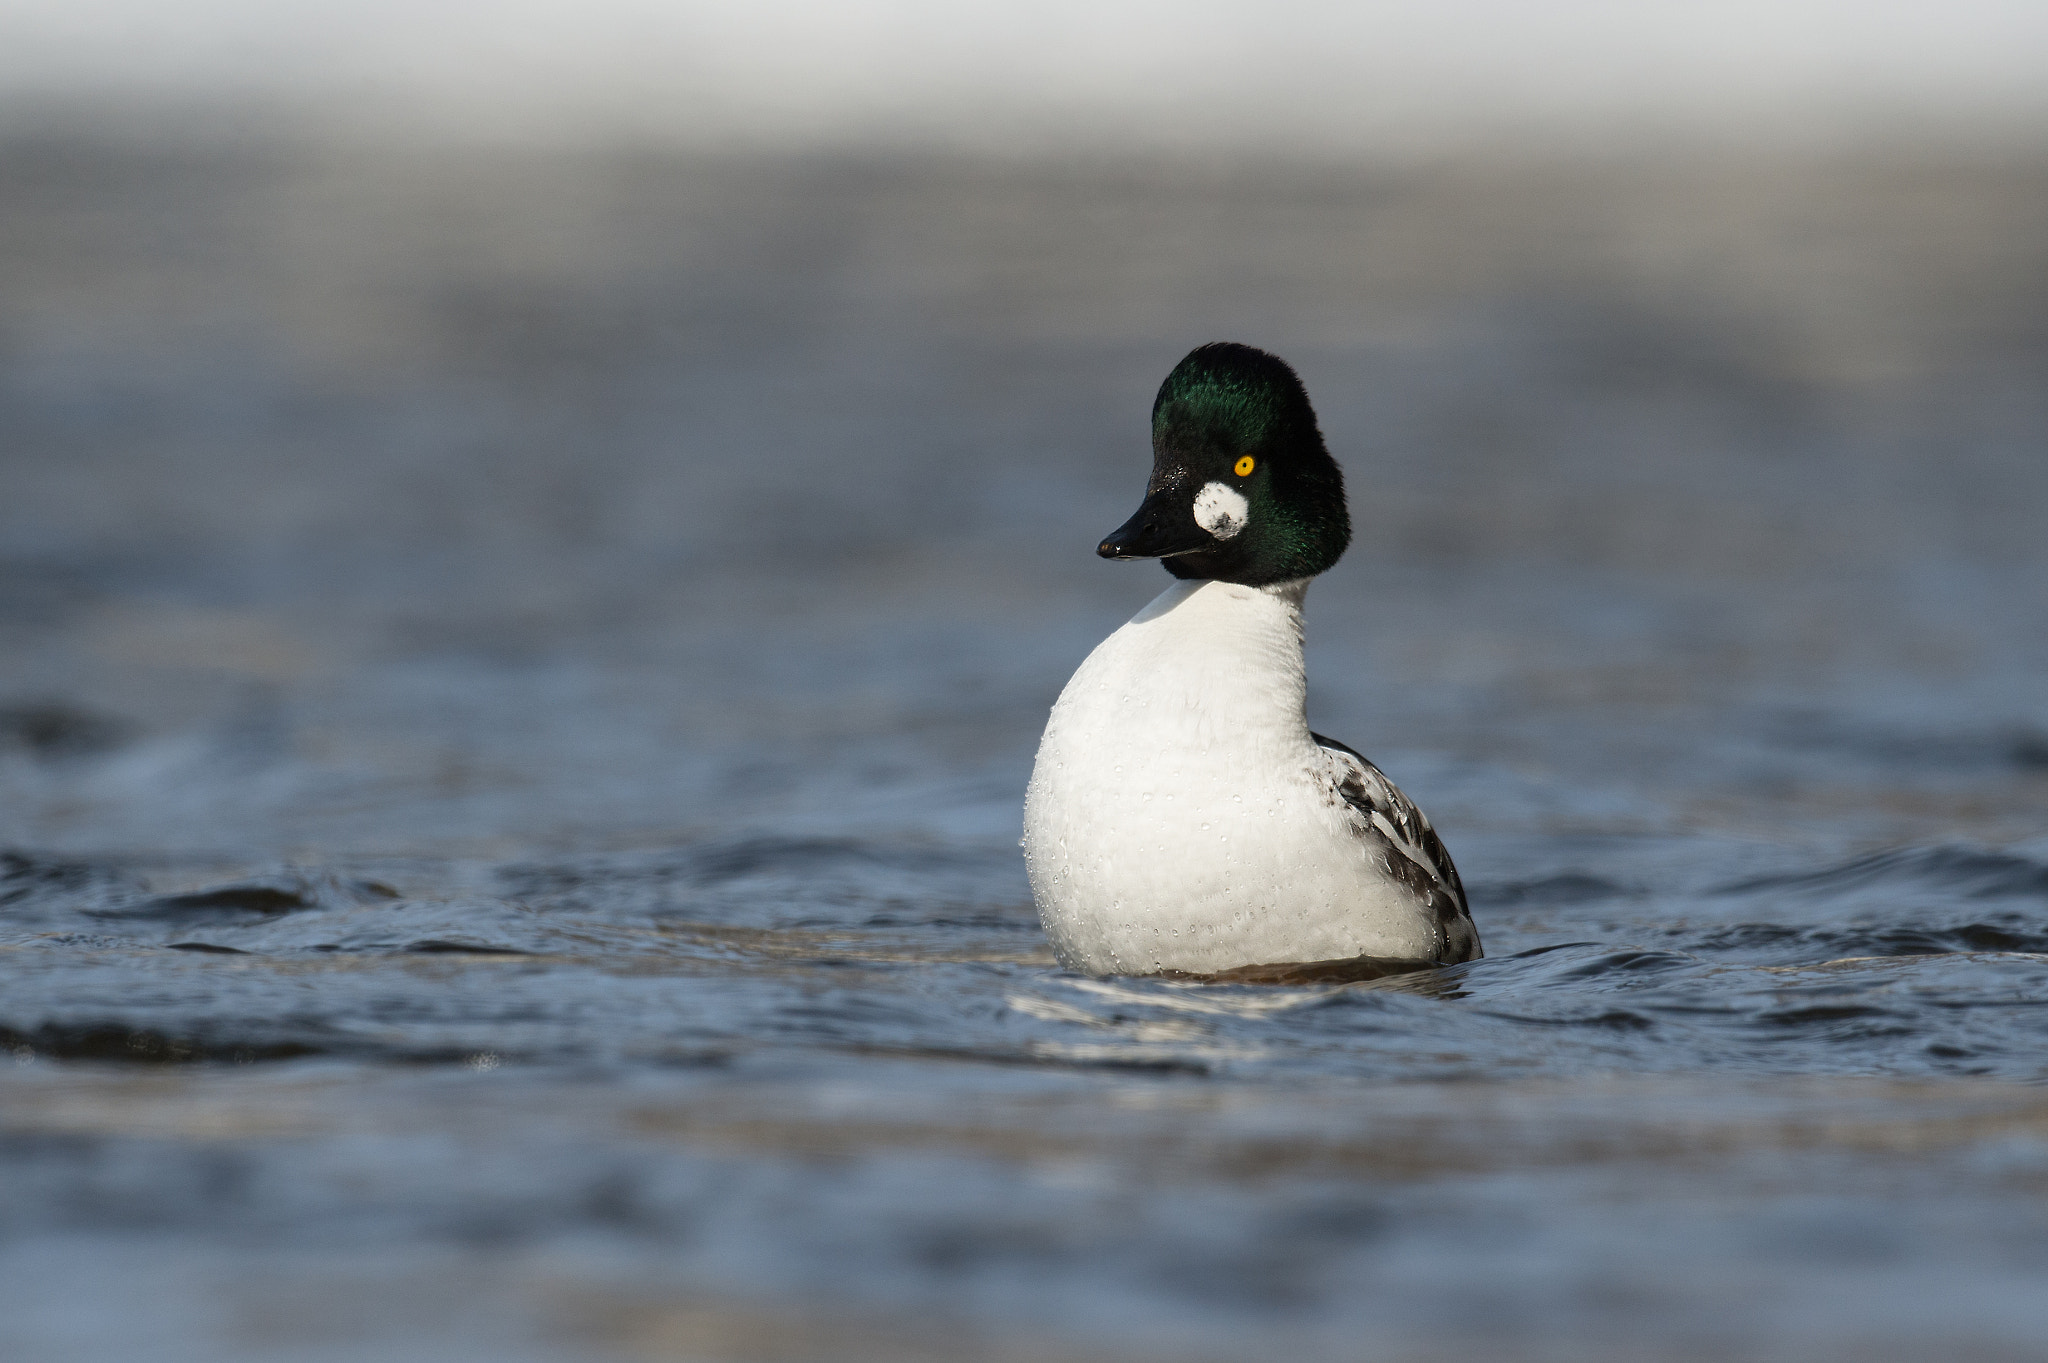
1313 733 1481 964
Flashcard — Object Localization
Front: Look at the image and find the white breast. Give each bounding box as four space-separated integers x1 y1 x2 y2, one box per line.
1022 578 1440 975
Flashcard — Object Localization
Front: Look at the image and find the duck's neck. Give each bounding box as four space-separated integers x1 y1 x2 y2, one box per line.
1132 574 1307 618
1109 576 1314 744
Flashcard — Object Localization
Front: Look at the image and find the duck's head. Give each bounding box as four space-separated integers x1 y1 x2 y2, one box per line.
1098 342 1350 587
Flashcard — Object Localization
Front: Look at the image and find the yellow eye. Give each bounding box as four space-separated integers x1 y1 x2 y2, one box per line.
1234 456 1256 477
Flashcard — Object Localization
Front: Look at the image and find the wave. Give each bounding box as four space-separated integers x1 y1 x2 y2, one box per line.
1717 845 2048 901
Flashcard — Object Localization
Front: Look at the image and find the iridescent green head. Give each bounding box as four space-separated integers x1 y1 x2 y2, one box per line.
1099 343 1351 586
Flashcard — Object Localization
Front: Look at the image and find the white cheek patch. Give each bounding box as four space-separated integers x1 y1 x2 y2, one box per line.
1192 481 1250 541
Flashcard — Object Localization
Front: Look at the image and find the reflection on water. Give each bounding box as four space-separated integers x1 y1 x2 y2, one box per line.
2 136 2047 1361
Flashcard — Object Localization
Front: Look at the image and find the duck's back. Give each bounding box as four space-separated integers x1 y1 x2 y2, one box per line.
1023 578 1473 976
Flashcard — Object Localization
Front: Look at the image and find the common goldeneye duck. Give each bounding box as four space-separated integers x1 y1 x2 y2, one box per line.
1023 342 1481 980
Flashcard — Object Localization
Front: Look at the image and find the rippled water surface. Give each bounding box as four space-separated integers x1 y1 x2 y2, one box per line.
3 139 2048 1361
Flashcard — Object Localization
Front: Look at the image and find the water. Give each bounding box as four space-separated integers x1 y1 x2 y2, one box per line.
3 138 2048 1361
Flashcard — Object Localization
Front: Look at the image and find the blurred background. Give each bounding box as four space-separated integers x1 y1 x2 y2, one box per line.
3 4 2048 1362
